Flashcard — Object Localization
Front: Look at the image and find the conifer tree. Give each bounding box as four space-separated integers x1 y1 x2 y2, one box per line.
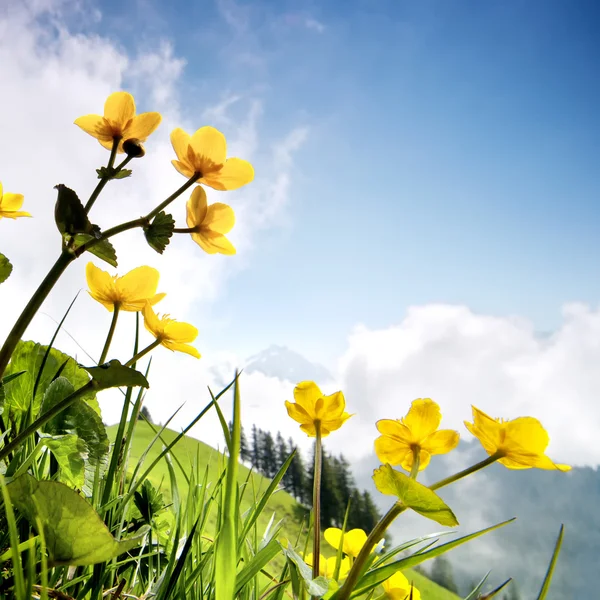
429 555 459 593
251 424 261 471
239 425 251 463
260 430 277 478
287 437 307 501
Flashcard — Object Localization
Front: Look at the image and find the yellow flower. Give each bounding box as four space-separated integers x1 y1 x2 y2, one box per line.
375 399 459 472
465 406 571 471
142 303 201 359
324 528 370 558
170 126 254 190
285 381 352 437
86 263 166 312
74 91 161 152
0 182 31 219
382 572 421 600
304 553 351 580
186 186 236 255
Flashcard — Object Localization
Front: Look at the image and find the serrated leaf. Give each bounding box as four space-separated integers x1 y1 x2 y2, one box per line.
0 252 13 284
4 341 97 421
40 377 109 494
73 233 117 267
373 464 458 527
96 166 132 180
282 544 330 597
81 360 149 390
113 169 132 180
144 211 175 254
54 184 93 236
7 474 148 566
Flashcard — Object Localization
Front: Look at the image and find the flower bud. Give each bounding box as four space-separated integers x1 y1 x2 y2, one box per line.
123 138 146 158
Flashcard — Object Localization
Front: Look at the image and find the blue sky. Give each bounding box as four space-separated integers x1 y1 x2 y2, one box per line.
65 0 600 364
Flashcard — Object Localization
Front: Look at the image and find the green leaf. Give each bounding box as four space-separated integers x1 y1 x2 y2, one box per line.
96 166 132 180
73 233 117 267
0 252 12 284
144 211 175 254
6 474 148 566
81 359 149 390
54 184 94 237
282 544 330 597
235 538 282 593
113 168 132 179
40 377 109 494
536 524 564 600
133 480 166 525
373 465 458 527
4 341 97 421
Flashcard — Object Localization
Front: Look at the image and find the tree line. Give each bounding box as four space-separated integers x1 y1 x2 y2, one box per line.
240 425 382 532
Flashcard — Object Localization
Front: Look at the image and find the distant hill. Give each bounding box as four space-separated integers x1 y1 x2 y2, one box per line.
352 439 596 598
245 345 333 383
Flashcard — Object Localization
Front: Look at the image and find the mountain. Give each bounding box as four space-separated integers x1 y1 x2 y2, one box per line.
352 440 597 598
245 345 333 383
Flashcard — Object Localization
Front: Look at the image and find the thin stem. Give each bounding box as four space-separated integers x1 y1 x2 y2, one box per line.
85 137 120 214
0 251 75 379
311 422 323 585
146 174 200 221
98 303 120 364
0 381 96 462
337 503 405 600
124 339 162 367
430 452 502 491
409 446 420 479
173 227 197 234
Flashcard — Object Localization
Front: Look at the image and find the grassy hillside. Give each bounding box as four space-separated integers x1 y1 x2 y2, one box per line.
108 422 460 600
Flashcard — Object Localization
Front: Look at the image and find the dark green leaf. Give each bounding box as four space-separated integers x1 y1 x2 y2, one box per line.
282 544 330 597
73 234 117 267
81 359 149 390
54 184 94 236
373 465 458 527
133 480 166 525
7 474 148 566
40 377 109 494
144 211 175 254
4 341 96 420
0 252 12 284
96 166 132 180
113 169 132 180
2 371 26 385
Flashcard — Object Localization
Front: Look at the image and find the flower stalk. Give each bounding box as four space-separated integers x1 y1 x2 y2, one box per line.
85 137 120 213
124 339 162 367
312 421 323 586
98 303 120 364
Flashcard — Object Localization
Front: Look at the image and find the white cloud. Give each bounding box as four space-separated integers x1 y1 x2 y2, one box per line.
304 18 326 34
0 0 307 437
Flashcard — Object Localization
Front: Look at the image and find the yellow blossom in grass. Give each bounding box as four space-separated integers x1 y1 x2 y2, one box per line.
170 126 254 190
304 553 351 580
186 186 236 255
465 406 571 471
382 572 421 600
74 91 161 152
375 399 459 472
285 381 352 437
142 303 201 358
0 182 30 219
324 528 370 558
86 263 166 312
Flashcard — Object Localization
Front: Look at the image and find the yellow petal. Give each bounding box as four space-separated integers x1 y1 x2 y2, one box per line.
201 158 255 191
104 92 135 130
115 266 161 308
321 412 353 437
189 126 227 171
400 449 431 472
343 529 367 557
421 429 460 456
204 203 235 234
86 262 117 310
324 528 343 551
124 112 162 142
186 186 208 227
163 339 201 358
0 210 31 219
504 417 549 454
285 400 312 427
74 115 113 141
171 128 191 161
383 571 411 594
1 193 25 211
293 381 323 417
299 423 318 436
464 420 501 457
172 159 195 178
142 303 162 338
317 390 346 420
192 232 237 256
0 182 3 197
374 435 411 466
163 320 198 343
402 398 442 440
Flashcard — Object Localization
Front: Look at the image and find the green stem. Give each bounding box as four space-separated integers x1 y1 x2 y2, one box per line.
85 137 120 214
124 339 162 367
0 251 75 379
98 303 120 364
337 502 405 600
0 381 96 462
146 174 201 221
311 422 323 585
409 446 420 479
430 452 503 491
173 227 197 234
